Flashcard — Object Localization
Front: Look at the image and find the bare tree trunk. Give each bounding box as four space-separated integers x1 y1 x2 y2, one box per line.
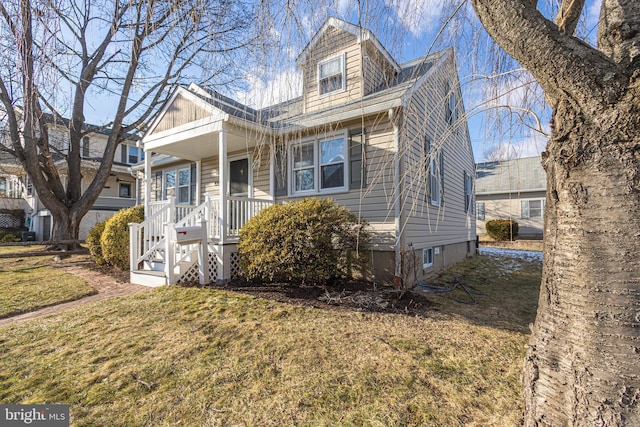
47 206 84 249
523 97 640 425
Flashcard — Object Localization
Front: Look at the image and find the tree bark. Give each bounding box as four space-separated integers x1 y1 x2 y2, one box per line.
523 83 640 426
468 0 640 425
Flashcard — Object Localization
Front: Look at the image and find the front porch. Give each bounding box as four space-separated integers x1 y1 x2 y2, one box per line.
129 195 273 286
128 84 277 287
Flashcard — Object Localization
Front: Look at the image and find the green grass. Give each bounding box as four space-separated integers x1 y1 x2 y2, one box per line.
0 253 541 426
0 246 96 318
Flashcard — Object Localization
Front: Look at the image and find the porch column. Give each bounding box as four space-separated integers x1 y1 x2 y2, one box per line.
218 130 228 244
144 149 152 217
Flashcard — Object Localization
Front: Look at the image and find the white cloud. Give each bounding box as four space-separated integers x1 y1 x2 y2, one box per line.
234 69 302 109
384 0 447 37
586 0 602 31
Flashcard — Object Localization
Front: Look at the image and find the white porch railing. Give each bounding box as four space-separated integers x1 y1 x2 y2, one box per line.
130 194 273 284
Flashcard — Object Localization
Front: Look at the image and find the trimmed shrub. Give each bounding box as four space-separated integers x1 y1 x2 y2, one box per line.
486 219 519 241
86 221 107 265
101 205 144 270
0 233 21 243
238 198 370 284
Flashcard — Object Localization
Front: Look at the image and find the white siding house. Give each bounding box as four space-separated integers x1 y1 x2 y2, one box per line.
130 17 476 287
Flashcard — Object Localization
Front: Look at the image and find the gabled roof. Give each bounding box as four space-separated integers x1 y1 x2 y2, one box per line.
173 48 447 132
295 17 401 73
475 156 546 194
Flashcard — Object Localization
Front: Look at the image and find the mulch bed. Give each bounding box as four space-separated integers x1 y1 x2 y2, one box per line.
83 260 434 316
220 279 435 316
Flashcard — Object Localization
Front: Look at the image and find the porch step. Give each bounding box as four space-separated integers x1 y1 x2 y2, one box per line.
130 269 168 287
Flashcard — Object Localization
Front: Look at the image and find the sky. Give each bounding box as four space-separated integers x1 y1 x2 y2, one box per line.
79 0 604 163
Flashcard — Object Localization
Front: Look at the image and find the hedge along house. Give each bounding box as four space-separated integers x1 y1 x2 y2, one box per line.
129 17 476 287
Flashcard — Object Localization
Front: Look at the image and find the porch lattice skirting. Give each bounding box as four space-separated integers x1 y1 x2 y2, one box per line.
129 195 271 287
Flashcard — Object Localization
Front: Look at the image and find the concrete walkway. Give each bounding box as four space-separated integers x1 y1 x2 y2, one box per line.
0 262 153 327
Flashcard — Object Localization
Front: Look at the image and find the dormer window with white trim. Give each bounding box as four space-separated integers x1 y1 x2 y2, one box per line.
318 53 345 96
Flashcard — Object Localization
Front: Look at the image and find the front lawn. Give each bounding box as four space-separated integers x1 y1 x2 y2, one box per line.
0 252 541 426
0 246 96 318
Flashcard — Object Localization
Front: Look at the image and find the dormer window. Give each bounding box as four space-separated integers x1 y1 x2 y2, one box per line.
318 53 345 96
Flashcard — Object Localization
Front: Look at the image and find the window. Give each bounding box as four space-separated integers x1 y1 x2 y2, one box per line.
154 171 162 201
291 132 348 195
157 163 196 203
445 81 457 127
318 54 345 96
320 136 345 189
464 171 473 213
164 170 176 199
119 182 132 198
522 200 544 218
293 142 315 192
0 177 6 197
177 167 190 204
423 248 433 268
128 146 139 164
476 202 485 220
425 138 443 206
120 144 144 164
82 137 90 158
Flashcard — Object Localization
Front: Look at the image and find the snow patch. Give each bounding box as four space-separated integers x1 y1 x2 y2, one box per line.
479 246 543 276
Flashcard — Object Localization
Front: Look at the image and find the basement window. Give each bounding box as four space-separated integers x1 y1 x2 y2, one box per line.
423 248 434 269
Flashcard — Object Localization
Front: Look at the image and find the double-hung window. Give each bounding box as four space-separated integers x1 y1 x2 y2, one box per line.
476 202 485 220
177 167 190 204
521 199 544 218
164 170 176 200
291 132 348 195
318 54 345 96
293 143 315 192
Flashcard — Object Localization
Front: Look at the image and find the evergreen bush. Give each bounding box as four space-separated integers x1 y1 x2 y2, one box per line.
86 221 107 265
101 205 144 270
238 198 369 284
485 219 519 241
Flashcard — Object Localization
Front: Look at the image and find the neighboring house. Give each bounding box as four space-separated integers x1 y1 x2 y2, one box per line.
0 116 140 240
130 17 476 287
475 156 546 239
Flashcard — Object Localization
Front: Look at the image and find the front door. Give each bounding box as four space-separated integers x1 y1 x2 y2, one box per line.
229 158 249 197
228 158 250 232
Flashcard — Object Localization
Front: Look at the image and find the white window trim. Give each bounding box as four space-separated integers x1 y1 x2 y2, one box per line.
423 247 434 269
289 130 349 196
476 202 485 220
159 163 197 204
464 171 473 214
521 199 544 219
317 52 346 98
177 166 191 204
429 151 441 206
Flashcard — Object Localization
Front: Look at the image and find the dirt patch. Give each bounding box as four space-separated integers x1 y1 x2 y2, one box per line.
215 280 435 316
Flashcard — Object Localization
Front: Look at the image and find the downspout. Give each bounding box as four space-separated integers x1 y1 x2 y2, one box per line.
389 107 403 288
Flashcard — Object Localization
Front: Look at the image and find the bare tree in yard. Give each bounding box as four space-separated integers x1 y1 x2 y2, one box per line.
467 0 640 425
0 0 257 247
